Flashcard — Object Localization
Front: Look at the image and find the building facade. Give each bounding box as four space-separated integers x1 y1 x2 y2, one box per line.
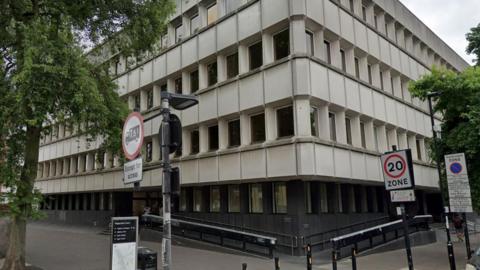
34 0 468 251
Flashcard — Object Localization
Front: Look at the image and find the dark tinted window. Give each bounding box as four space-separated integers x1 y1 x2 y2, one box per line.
277 106 294 138
175 77 182 94
191 130 199 154
249 42 263 70
228 119 241 147
209 125 219 150
207 62 217 86
147 90 153 109
190 70 199 92
329 112 336 141
251 113 265 143
273 29 290 60
226 53 239 78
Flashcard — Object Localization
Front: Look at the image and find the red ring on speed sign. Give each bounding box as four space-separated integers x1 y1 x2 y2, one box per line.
383 154 407 178
122 112 144 160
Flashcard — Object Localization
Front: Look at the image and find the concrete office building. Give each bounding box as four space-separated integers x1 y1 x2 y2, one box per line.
35 0 468 251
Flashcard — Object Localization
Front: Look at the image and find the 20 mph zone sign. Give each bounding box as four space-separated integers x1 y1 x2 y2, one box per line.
381 149 415 190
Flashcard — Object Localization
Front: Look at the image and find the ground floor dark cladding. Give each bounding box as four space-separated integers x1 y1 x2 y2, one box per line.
40 180 442 253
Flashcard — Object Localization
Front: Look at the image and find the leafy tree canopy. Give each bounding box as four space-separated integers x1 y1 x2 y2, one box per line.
409 67 480 210
0 1 174 269
467 23 480 66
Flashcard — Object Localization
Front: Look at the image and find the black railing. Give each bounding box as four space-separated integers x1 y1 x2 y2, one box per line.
302 216 390 251
142 214 277 258
331 215 432 259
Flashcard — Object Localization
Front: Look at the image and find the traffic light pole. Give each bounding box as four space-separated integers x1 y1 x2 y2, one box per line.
161 98 172 270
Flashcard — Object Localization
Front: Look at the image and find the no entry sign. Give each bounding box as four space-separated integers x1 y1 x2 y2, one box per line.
381 149 415 191
122 112 144 160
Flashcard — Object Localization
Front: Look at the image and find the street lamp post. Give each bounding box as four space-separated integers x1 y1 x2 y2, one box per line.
427 92 456 270
159 92 198 270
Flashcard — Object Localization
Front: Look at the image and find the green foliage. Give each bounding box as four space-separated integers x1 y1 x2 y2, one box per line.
409 67 480 210
0 0 174 221
467 23 480 66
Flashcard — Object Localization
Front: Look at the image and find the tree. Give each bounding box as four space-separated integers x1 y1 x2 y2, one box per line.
409 67 480 210
467 23 480 66
0 1 174 269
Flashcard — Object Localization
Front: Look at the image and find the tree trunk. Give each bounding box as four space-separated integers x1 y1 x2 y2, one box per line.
1 217 26 270
2 125 40 270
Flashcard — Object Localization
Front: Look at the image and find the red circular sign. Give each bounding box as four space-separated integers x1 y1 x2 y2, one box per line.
383 154 407 178
122 112 144 160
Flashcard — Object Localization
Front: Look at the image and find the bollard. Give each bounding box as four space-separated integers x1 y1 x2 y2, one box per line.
306 244 312 270
332 250 338 270
351 247 357 270
274 257 280 270
447 242 456 270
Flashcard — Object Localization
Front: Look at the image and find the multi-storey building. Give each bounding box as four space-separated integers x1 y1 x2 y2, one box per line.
34 0 468 251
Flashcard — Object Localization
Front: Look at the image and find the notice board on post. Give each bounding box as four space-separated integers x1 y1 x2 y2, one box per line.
445 153 472 213
111 217 138 270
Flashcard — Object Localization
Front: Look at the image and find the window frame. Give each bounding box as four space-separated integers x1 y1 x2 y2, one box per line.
207 61 218 86
249 183 263 214
228 185 241 213
306 31 314 56
329 112 337 141
190 129 200 155
273 182 287 214
226 52 239 79
248 41 263 70
250 112 266 144
208 124 219 151
273 28 290 61
276 105 294 139
228 119 241 148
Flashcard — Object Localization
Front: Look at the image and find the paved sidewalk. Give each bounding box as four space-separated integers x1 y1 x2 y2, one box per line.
23 222 480 270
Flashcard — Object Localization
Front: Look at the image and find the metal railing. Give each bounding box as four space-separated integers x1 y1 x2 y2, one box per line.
302 216 390 251
331 215 432 260
142 214 277 257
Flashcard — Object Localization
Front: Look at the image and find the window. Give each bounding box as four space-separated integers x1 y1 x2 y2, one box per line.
190 130 199 154
249 41 263 70
310 107 318 136
273 29 290 60
180 188 187 212
160 84 167 92
228 185 240 212
175 24 183 43
228 119 241 147
273 182 287 214
193 188 203 212
276 106 294 138
208 125 219 151
340 49 346 72
349 0 354 12
320 183 329 213
380 71 384 89
190 70 199 92
354 57 360 79
306 31 314 56
174 77 182 94
345 118 352 145
390 77 394 94
210 186 221 212
226 53 239 78
324 40 331 64
305 182 312 214
190 14 200 34
249 184 263 213
374 15 378 29
134 94 141 110
146 141 153 162
360 122 366 148
207 61 217 86
362 6 367 21
416 139 422 160
161 32 168 49
147 89 153 109
367 64 372 84
329 112 336 141
250 113 265 143
374 125 380 151
207 3 218 25
225 0 241 13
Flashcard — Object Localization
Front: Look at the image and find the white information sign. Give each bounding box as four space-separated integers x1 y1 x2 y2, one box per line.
123 158 143 184
391 189 416 202
445 153 472 213
111 217 138 270
381 149 415 191
122 112 144 160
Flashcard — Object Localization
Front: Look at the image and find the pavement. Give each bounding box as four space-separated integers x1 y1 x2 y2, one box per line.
0 222 477 270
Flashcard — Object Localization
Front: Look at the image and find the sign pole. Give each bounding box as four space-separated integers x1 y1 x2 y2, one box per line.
160 98 172 270
400 204 414 270
463 212 472 259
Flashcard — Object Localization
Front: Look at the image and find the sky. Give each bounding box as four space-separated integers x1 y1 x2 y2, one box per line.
399 0 480 65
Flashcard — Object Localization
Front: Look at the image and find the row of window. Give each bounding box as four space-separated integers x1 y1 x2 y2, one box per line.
179 182 386 215
40 192 112 211
338 0 454 71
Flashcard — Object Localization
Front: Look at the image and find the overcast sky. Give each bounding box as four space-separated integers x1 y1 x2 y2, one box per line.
399 0 480 65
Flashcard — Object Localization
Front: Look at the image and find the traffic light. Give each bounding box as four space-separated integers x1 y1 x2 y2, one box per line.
159 113 182 154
